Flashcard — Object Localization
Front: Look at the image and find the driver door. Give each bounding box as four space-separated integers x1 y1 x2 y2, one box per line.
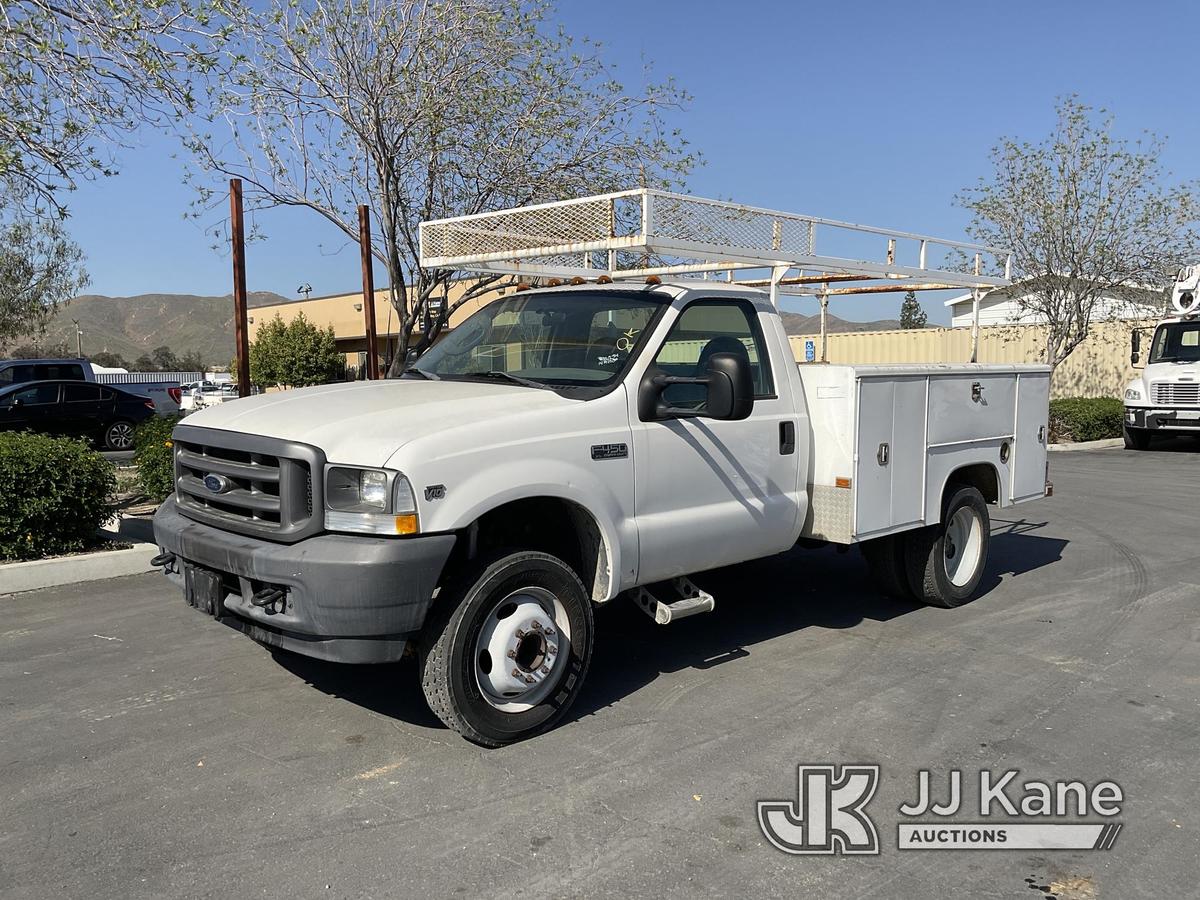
630 298 802 583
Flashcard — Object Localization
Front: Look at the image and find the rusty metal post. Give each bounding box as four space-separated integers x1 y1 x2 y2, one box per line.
358 205 380 380
230 179 251 398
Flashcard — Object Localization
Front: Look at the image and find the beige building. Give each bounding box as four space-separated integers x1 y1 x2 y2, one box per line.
249 281 507 375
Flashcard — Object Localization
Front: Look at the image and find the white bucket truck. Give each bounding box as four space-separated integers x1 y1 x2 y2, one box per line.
152 191 1052 745
1123 265 1200 449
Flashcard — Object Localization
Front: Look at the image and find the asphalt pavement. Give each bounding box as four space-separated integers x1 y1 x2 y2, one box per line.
2 444 1198 899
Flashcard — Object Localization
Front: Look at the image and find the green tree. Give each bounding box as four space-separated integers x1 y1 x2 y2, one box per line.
1 1 223 219
899 291 927 329
250 312 341 387
958 96 1198 368
0 201 88 349
88 351 130 369
183 0 697 372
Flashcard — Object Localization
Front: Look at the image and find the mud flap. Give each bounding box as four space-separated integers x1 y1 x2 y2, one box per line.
184 564 226 620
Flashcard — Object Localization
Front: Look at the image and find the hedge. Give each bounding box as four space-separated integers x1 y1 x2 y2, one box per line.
134 415 181 502
0 433 116 561
1048 397 1124 443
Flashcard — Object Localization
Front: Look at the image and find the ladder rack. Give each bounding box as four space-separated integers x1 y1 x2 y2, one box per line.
419 189 1012 297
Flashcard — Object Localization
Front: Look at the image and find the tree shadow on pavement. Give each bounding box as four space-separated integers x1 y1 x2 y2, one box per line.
265 521 1067 734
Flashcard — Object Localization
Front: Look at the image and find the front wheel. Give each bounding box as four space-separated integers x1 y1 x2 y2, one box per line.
905 484 990 608
103 419 136 450
1123 425 1152 450
419 551 594 747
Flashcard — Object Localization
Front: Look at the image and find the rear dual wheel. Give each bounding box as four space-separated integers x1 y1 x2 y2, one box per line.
862 484 990 609
419 551 594 747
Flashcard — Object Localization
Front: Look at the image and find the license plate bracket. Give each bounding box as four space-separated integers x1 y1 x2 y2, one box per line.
184 564 226 619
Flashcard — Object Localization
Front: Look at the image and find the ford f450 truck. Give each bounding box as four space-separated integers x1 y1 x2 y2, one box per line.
1123 265 1200 449
152 191 1052 745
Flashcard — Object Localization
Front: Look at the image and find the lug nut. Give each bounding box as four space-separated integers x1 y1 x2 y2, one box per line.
511 668 521 678
540 666 550 675
544 629 554 636
515 629 525 638
547 645 558 655
507 649 516 659
531 621 542 631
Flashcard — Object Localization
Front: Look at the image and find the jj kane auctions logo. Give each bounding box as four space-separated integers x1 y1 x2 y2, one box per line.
758 765 1124 854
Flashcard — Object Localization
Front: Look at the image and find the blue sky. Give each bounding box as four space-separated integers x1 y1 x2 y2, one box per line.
64 0 1200 324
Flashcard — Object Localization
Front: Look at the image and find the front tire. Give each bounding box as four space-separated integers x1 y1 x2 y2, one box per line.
1123 425 1152 450
905 484 990 608
103 419 136 450
419 551 594 747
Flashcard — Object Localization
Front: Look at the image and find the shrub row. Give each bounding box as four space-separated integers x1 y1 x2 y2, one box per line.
1048 397 1124 443
134 415 182 502
0 433 116 561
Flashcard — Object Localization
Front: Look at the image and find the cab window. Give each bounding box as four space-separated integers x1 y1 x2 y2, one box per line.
64 383 102 403
9 384 59 406
652 300 774 408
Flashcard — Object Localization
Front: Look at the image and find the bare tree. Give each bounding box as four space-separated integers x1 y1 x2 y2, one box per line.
957 97 1197 368
0 1 223 219
183 0 697 372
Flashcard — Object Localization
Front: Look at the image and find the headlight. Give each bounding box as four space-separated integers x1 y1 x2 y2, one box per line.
1124 387 1142 401
324 466 419 535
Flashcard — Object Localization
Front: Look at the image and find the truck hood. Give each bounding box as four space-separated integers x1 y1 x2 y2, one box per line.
179 379 572 467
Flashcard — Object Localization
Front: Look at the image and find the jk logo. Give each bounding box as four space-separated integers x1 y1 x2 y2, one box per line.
757 764 880 855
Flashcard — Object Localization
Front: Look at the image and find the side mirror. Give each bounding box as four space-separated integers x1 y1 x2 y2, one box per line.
638 351 755 422
1130 329 1141 367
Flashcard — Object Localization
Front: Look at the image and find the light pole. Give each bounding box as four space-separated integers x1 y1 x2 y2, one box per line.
71 319 83 357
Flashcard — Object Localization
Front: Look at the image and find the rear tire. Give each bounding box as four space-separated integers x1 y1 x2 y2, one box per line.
1123 425 1152 450
905 484 990 608
419 550 594 747
103 419 136 450
860 533 915 600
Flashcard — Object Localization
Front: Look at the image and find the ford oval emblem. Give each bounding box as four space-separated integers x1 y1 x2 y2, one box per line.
203 473 232 494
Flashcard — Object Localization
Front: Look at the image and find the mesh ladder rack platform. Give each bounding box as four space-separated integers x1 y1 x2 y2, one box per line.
419 189 1012 296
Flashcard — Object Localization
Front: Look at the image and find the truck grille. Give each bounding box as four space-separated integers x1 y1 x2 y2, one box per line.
1152 382 1200 406
173 425 325 543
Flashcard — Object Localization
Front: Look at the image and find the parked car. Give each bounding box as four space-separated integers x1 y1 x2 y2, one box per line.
0 380 157 449
0 357 184 415
180 380 238 414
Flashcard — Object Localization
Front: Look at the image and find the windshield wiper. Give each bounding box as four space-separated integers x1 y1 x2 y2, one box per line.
460 370 549 390
403 367 439 381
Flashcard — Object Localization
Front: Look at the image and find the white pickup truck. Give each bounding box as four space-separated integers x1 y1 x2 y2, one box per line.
152 191 1052 745
1123 265 1200 448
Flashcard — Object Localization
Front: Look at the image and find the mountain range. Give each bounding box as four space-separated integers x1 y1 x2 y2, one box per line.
20 292 290 364
15 292 904 365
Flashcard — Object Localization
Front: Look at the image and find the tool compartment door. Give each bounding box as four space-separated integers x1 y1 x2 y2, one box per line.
1012 370 1051 502
854 376 927 535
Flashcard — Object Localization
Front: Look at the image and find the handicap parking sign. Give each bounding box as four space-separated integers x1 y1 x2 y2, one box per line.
804 339 815 362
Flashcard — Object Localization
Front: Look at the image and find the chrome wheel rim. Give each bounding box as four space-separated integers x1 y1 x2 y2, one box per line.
474 586 571 712
943 506 983 588
107 422 134 449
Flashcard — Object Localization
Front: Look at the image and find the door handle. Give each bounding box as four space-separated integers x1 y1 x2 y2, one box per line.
779 420 796 455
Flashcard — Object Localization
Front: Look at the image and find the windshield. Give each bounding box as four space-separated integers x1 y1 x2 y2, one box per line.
412 290 665 394
1149 322 1200 363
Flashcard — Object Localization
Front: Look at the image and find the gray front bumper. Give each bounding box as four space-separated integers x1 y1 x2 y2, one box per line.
1126 407 1200 431
153 499 456 663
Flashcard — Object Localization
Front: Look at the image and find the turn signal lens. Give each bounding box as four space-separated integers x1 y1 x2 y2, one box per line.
395 514 419 535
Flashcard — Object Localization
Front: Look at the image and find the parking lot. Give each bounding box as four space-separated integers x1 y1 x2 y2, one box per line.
2 444 1198 899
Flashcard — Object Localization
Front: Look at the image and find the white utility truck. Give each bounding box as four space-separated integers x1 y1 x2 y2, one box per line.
1123 265 1200 449
152 191 1052 745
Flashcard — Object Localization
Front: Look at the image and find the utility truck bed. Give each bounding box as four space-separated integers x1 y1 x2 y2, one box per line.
798 364 1051 544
